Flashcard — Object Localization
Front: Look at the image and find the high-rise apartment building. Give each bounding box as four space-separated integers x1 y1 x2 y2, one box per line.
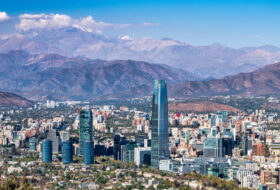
79 110 93 155
151 80 169 169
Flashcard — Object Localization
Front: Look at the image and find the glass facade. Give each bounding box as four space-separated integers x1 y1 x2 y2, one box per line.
84 141 94 164
125 141 137 162
42 140 52 163
79 110 93 155
29 137 37 151
203 137 223 157
62 140 73 164
151 80 169 169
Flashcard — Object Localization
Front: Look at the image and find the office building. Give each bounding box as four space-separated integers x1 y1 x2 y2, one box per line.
62 140 73 164
134 147 151 166
84 141 94 164
47 129 61 153
29 137 37 151
79 110 93 155
203 137 224 158
60 131 70 142
125 141 137 162
151 80 169 169
113 133 128 160
42 140 52 163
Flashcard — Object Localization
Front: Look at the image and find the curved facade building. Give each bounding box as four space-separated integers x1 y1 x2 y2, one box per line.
84 141 94 164
42 140 52 163
62 140 73 164
79 110 93 155
151 80 169 169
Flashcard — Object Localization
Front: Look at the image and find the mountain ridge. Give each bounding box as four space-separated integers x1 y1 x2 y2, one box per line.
1 27 280 78
0 50 199 101
0 91 34 108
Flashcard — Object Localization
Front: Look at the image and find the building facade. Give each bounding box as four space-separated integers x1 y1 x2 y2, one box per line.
84 141 94 164
203 137 223 158
42 140 52 163
151 80 169 169
79 110 93 155
62 140 73 164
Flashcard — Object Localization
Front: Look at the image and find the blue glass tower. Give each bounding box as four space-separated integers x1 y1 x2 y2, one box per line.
151 80 169 169
42 140 52 163
79 110 93 155
62 140 73 164
84 141 94 164
29 137 37 151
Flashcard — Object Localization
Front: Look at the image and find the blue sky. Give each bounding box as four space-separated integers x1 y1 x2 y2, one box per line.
0 0 280 48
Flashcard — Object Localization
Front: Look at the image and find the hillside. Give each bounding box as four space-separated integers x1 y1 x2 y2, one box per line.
169 62 280 98
168 102 240 112
0 91 34 108
0 50 199 101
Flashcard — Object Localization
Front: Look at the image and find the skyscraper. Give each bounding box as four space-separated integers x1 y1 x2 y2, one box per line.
151 80 169 169
47 129 61 153
42 140 52 163
79 110 93 155
62 140 73 164
84 141 94 164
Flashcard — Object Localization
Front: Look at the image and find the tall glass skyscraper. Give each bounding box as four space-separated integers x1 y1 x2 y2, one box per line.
151 80 169 169
79 110 93 155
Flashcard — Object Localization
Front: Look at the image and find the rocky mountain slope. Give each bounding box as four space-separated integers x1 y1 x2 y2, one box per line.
0 91 34 107
169 62 280 98
0 50 199 101
106 62 280 99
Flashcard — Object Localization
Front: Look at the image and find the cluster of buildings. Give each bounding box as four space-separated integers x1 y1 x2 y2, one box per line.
3 80 280 189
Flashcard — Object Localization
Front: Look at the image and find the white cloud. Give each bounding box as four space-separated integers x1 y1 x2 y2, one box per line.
141 22 161 27
16 13 133 33
120 35 132 40
0 12 10 22
16 13 159 34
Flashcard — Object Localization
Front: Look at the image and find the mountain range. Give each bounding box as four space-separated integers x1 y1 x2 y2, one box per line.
1 27 280 78
0 50 198 101
1 49 280 101
107 61 280 99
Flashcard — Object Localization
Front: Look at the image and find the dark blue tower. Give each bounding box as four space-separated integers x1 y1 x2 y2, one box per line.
62 140 73 164
42 140 52 163
151 80 169 169
84 141 94 164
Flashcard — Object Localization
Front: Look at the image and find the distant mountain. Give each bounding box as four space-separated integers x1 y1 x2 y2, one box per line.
1 27 280 78
0 50 199 101
169 62 280 98
0 91 34 108
106 62 280 99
